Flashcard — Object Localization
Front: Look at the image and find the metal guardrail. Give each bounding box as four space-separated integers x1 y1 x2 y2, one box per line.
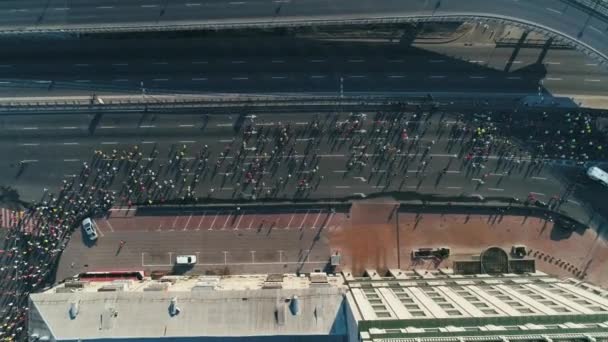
562 0 608 20
0 14 605 66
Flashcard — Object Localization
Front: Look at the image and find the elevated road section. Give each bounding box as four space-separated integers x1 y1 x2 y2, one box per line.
0 0 607 65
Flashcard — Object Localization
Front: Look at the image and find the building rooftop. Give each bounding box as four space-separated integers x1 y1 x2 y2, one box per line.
343 269 608 342
29 273 349 341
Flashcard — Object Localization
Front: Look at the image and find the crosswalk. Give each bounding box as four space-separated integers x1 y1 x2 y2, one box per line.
0 208 37 233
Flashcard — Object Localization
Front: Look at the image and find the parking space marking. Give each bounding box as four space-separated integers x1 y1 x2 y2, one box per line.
286 213 296 229
299 210 309 229
209 212 219 230
248 216 255 229
234 211 247 229
170 216 179 231
312 211 323 229
184 214 193 231
222 213 232 230
196 212 206 230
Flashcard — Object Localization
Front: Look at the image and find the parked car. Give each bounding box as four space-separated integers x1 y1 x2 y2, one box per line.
176 255 197 265
81 218 98 241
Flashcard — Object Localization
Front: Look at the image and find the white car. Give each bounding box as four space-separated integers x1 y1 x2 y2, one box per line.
176 255 197 265
81 218 98 241
587 166 608 187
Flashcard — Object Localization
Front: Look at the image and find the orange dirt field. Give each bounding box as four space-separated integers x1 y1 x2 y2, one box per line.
328 201 608 287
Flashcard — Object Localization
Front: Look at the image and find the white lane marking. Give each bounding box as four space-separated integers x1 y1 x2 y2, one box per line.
0 81 11 84
63 142 79 145
99 126 115 129
63 159 80 162
585 63 598 66
469 76 486 79
21 159 38 163
512 60 523 64
179 124 195 127
429 59 445 63
53 7 69 10
231 60 246 64
333 170 347 173
229 1 246 4
310 75 326 79
34 80 51 83
531 176 547 180
10 9 29 12
507 76 522 80
271 60 285 63
153 78 169 81
430 75 446 79
232 77 248 80
271 76 287 79
61 126 77 129
347 59 365 63
185 3 201 6
545 77 562 81
348 75 366 78
334 186 351 189
216 123 232 127
585 79 601 82
445 170 460 174
101 142 118 145
19 143 39 146
488 188 505 191
113 79 129 82
142 141 156 144
545 61 561 65
112 63 128 66
74 64 89 67
310 59 325 63
470 60 485 63
192 77 207 81
530 192 545 196
589 26 604 34
388 75 405 78
96 6 114 9
192 61 208 64
140 125 156 128
22 127 38 130
446 186 462 190
140 4 158 8
568 199 581 206
546 7 562 14
180 140 196 143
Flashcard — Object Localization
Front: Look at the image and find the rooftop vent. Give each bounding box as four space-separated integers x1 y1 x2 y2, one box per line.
69 301 79 319
169 297 180 317
289 295 300 316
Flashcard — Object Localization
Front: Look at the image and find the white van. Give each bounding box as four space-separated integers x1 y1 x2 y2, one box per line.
81 218 98 241
587 166 608 186
176 255 197 265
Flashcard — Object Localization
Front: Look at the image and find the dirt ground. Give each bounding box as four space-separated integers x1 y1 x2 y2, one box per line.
328 201 608 288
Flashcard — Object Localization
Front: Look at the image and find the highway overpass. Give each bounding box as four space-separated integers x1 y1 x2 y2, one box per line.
0 0 607 65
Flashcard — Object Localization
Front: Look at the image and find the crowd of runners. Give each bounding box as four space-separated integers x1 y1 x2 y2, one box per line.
0 108 606 339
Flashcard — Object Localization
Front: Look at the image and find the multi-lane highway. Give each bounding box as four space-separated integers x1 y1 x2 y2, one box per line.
1 35 607 96
1 109 605 226
0 0 606 64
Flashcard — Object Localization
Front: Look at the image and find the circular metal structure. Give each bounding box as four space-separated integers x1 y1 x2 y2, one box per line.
480 247 510 274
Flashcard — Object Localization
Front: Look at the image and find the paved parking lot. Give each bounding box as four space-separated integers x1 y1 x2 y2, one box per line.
55 208 347 281
99 208 341 232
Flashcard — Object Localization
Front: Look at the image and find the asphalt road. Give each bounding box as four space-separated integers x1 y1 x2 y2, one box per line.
1 109 605 228
0 35 607 96
0 0 606 64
